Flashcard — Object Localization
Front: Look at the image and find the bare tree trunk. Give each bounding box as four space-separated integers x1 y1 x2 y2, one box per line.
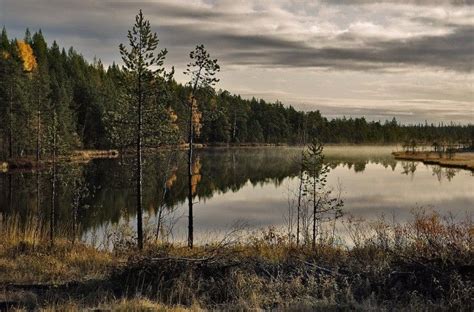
8 84 13 159
156 149 175 241
297 118 307 246
312 175 317 250
36 108 41 162
50 114 57 248
72 200 77 245
8 174 12 214
136 71 144 250
296 163 303 246
36 108 41 218
232 111 237 142
36 171 40 213
187 66 202 249
187 97 194 249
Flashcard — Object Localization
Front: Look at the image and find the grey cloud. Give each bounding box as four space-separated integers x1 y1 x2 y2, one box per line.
324 0 474 6
161 24 473 72
287 102 474 124
1 0 472 123
2 0 472 72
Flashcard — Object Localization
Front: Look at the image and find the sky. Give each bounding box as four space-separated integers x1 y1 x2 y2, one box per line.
1 0 473 124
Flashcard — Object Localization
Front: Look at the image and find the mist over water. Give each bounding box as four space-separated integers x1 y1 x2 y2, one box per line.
0 146 472 245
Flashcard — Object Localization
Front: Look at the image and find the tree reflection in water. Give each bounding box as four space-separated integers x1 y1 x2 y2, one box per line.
0 146 468 242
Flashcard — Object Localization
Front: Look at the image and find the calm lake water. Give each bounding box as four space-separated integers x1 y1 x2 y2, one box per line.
1 146 473 244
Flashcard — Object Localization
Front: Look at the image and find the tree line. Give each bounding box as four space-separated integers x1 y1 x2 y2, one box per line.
1 12 472 251
1 27 473 161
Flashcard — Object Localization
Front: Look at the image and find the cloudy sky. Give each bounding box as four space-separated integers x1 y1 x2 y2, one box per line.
1 0 473 124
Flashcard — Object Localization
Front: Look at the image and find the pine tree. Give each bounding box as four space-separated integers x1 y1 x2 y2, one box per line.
184 44 220 248
302 138 343 249
31 30 50 162
117 9 174 249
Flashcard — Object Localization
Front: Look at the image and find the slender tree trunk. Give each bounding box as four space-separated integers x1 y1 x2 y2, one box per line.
8 84 13 159
312 175 317 250
8 174 12 214
136 71 143 250
297 123 307 246
232 111 237 142
296 165 303 246
36 170 40 213
36 108 41 162
36 108 41 217
187 96 194 248
72 200 77 245
156 150 175 241
50 114 57 248
156 199 164 241
3 174 13 236
187 67 202 249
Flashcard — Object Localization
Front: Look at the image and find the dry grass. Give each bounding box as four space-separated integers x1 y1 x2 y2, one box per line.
40 298 202 312
0 211 472 311
4 149 119 171
0 215 114 284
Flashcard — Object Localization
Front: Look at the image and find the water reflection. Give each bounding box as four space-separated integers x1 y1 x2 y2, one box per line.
0 146 472 242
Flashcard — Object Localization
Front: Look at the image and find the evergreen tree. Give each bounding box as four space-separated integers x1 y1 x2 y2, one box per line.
0 26 472 161
116 9 175 249
303 138 343 249
184 44 220 248
31 30 51 161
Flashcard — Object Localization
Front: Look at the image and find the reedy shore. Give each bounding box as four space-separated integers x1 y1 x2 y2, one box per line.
392 151 474 171
0 211 472 311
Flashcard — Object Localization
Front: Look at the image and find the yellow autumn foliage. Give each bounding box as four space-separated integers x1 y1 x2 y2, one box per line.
16 40 37 72
191 157 202 195
189 95 202 137
168 107 178 123
166 173 177 189
167 107 179 131
1 50 9 60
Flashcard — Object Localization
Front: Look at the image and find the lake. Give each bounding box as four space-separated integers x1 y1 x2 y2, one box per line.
1 146 472 245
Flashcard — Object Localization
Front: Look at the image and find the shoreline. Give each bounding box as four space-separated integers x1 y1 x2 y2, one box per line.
0 143 358 172
392 151 474 171
0 211 470 310
5 144 468 173
1 150 119 172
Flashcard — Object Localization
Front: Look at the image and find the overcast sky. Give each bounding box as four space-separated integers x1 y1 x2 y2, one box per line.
1 0 473 124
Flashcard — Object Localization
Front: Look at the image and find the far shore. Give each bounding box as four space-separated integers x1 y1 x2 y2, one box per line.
0 143 450 173
1 150 119 172
392 151 474 171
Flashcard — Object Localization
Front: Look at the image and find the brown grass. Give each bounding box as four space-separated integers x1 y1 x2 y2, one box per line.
0 211 472 311
40 298 202 312
4 149 119 171
0 215 114 285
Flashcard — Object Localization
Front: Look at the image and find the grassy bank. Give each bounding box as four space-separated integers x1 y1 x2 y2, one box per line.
0 212 472 311
392 151 474 171
3 150 119 171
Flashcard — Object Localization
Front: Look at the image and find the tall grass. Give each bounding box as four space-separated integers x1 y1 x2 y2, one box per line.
0 213 113 285
0 213 47 248
0 210 472 310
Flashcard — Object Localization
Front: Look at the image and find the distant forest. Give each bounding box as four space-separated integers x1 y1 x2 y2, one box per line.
0 28 472 159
